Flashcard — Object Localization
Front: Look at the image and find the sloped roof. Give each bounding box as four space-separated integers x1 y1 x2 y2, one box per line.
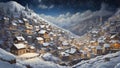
14 43 26 49
38 30 46 34
16 36 25 41
36 37 44 40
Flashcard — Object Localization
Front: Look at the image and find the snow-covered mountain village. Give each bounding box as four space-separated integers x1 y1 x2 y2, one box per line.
0 1 120 68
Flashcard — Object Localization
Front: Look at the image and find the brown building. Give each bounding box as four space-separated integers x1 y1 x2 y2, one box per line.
10 43 27 55
10 43 36 55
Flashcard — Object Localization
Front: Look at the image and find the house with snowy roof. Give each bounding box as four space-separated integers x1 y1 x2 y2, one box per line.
10 43 27 55
79 50 87 59
36 37 44 44
38 30 50 42
13 36 25 43
43 32 50 42
60 52 70 61
3 17 9 26
38 30 47 37
34 26 40 31
9 20 18 30
10 43 36 55
103 43 111 54
95 45 103 55
25 25 34 35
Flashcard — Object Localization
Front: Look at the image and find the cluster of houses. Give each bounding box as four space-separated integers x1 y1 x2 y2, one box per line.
0 14 80 60
0 8 120 65
76 14 120 59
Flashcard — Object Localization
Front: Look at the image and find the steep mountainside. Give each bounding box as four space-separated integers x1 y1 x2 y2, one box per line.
67 9 114 36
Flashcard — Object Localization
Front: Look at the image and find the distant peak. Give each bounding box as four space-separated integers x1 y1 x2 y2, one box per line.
7 1 19 4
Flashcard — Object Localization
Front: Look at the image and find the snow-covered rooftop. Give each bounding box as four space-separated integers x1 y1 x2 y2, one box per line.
40 25 45 28
18 53 39 58
38 30 46 34
65 48 77 54
104 44 110 48
14 43 26 49
96 46 102 50
23 18 28 22
30 46 35 49
62 41 69 46
16 36 25 41
43 43 49 46
61 52 69 56
36 37 43 40
18 20 23 23
73 51 120 68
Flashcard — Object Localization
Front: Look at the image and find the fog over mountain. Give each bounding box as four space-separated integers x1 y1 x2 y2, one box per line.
40 3 114 35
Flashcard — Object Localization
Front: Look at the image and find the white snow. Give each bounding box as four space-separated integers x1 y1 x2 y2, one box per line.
16 36 25 41
73 51 120 68
18 20 24 23
104 44 110 48
61 52 70 57
30 46 35 49
14 43 26 49
36 37 43 40
115 63 120 68
96 46 102 50
0 60 26 68
43 42 49 46
19 57 69 68
65 48 76 54
18 53 39 58
38 30 46 34
40 25 45 28
111 35 117 39
0 1 25 12
23 18 28 22
0 48 16 61
62 41 69 46
42 53 61 63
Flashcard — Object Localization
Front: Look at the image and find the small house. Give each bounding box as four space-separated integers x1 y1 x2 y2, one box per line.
10 43 27 55
44 32 50 42
43 42 50 47
103 44 110 54
79 50 87 59
40 25 45 29
62 41 69 46
13 36 25 43
95 46 103 55
60 52 70 61
38 30 46 37
27 46 36 53
25 24 33 35
10 43 36 55
10 20 17 30
36 37 44 44
34 26 40 31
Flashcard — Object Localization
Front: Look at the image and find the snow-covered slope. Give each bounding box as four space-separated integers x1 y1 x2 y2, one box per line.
0 1 25 13
0 48 15 61
73 51 120 68
67 8 113 36
0 48 26 68
19 57 70 68
0 48 69 68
